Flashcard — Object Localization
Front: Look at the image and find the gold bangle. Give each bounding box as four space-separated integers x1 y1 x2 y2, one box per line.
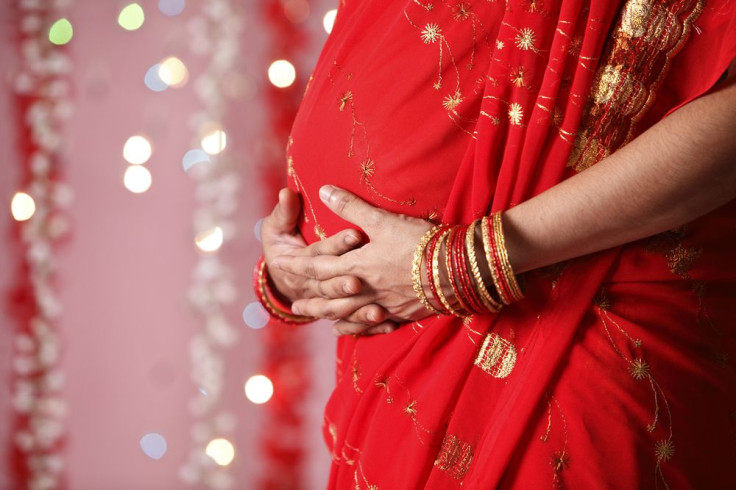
412 225 444 315
492 212 524 302
465 219 501 313
256 259 314 324
432 227 465 318
481 215 510 304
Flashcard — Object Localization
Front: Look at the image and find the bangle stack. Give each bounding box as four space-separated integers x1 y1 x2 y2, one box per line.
254 256 315 324
411 211 524 318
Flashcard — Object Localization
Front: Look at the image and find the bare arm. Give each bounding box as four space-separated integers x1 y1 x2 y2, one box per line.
504 76 736 274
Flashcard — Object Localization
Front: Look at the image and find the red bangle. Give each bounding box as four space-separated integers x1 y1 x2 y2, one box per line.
453 224 486 314
424 224 449 314
253 256 314 324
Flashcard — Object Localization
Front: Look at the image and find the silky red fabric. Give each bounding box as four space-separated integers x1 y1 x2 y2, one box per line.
284 0 736 487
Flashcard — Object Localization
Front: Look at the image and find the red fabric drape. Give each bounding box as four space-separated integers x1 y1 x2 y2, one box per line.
282 0 736 487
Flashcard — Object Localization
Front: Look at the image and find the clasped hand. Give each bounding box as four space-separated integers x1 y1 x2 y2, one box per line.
261 185 434 336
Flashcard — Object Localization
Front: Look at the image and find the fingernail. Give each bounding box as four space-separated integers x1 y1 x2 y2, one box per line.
344 233 359 245
368 311 378 322
291 304 300 315
380 326 394 334
319 185 335 203
343 282 355 294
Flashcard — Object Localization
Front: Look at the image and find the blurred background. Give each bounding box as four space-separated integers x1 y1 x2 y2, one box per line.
0 0 338 488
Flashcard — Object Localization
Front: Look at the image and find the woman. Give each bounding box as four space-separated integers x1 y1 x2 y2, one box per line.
257 0 736 487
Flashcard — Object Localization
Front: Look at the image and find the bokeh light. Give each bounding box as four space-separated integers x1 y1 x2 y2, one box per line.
283 0 310 23
242 302 269 329
182 149 211 172
118 3 145 31
268 60 296 88
123 135 152 164
11 192 36 221
254 218 263 242
200 128 227 155
158 57 188 87
205 438 235 466
139 433 167 460
244 374 274 404
323 9 337 34
144 64 168 92
159 0 186 16
195 226 223 253
123 165 152 194
48 18 73 45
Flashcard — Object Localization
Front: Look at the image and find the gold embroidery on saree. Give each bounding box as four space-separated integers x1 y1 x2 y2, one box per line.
474 332 517 378
568 0 705 171
434 434 473 480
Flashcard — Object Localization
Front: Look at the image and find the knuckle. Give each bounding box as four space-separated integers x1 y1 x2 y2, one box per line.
305 262 318 279
336 194 355 216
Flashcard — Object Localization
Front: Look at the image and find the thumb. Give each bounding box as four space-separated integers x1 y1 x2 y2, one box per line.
270 188 301 233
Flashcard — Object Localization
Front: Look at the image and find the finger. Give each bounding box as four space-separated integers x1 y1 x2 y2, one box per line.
340 304 387 325
267 188 301 234
319 185 385 231
291 296 372 321
273 254 349 280
304 275 361 299
303 229 362 257
332 320 397 336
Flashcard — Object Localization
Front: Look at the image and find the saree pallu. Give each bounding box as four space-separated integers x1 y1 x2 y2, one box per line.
285 0 736 487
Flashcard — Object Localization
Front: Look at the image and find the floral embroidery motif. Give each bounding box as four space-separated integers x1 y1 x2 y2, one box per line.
421 23 442 44
515 27 536 51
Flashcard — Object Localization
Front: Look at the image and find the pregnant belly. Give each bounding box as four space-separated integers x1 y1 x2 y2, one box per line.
285 0 502 243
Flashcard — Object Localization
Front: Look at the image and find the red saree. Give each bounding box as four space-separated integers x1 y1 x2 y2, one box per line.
284 0 736 487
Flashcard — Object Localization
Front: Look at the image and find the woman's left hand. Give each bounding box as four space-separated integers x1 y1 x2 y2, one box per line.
272 185 434 335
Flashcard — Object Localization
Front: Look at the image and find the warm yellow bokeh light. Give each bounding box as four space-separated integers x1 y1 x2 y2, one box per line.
158 57 188 87
268 60 296 88
244 374 274 405
205 438 235 466
200 129 227 155
118 3 145 31
323 9 337 34
49 18 73 45
123 165 152 194
11 192 36 221
194 226 224 253
123 135 152 164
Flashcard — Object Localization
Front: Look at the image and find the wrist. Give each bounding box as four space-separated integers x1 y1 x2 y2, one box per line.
254 256 314 324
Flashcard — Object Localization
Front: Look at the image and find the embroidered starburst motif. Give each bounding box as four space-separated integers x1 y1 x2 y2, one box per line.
421 23 442 44
508 102 524 126
496 40 505 50
515 27 536 51
552 106 563 127
655 439 675 462
404 400 417 416
568 36 583 56
359 159 375 181
442 90 463 111
338 90 353 111
629 358 650 380
452 2 471 21
287 156 295 176
433 81 442 90
510 66 526 87
314 225 327 240
550 450 569 473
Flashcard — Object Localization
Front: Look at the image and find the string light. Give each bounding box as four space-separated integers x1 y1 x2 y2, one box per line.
267 60 296 88
323 9 337 34
11 192 36 221
205 438 235 466
242 302 269 329
48 18 73 45
194 226 223 253
144 63 168 92
158 0 186 16
244 374 273 404
139 433 167 460
123 135 152 164
182 149 211 172
123 165 152 193
118 3 145 31
200 128 227 155
283 0 309 23
158 57 188 87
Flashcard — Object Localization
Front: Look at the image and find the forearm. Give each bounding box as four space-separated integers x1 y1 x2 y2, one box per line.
503 77 736 274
